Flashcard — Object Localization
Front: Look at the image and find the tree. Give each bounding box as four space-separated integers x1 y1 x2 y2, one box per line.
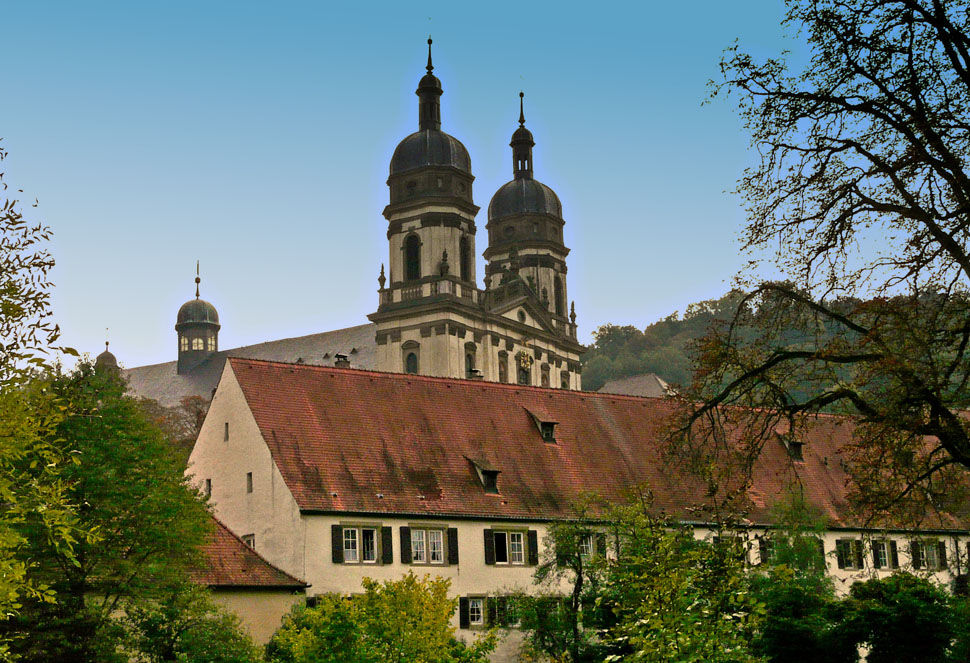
122 583 261 663
516 498 610 662
266 573 496 663
599 501 765 663
844 573 953 663
0 140 82 658
678 0 970 521
2 361 211 662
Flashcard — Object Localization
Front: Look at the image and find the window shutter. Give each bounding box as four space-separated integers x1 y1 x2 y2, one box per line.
890 540 899 568
816 538 826 568
484 530 495 565
331 525 344 564
528 530 539 566
448 527 459 565
835 540 846 569
400 526 412 563
854 540 864 570
759 537 769 565
381 526 393 565
596 533 607 557
873 542 883 569
497 596 509 626
911 541 922 569
938 541 948 569
459 597 470 629
486 597 497 626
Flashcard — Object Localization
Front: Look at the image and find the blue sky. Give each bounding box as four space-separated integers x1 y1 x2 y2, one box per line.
2 1 796 368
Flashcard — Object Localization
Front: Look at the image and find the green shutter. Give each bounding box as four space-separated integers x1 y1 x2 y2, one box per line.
331 525 343 564
400 526 412 563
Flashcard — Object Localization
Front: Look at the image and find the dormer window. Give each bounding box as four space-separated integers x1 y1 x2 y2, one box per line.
779 434 804 461
467 457 500 494
525 407 558 444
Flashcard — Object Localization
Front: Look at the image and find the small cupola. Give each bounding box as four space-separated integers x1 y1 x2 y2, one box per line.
94 340 119 373
175 262 221 375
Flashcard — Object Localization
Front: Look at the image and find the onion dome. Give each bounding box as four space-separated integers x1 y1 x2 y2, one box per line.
94 341 118 371
389 38 472 176
175 270 220 332
487 93 562 222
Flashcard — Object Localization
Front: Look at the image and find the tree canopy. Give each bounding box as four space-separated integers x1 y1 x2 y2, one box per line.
675 0 970 521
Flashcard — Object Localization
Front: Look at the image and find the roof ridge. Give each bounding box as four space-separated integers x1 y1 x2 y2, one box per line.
227 356 670 402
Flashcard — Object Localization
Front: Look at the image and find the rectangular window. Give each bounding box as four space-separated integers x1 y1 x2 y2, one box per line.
361 528 377 563
224 422 229 441
874 540 888 568
494 531 509 564
241 534 255 549
204 478 211 497
579 533 594 559
468 598 484 626
923 541 941 570
836 539 864 570
343 528 359 563
429 529 444 564
245 472 253 493
509 532 524 564
412 529 427 563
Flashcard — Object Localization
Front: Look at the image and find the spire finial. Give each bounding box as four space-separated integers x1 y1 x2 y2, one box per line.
195 260 201 299
519 91 525 127
105 327 109 352
427 37 433 74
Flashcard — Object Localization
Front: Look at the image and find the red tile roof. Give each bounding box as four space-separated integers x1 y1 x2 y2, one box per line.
227 358 970 531
192 516 307 589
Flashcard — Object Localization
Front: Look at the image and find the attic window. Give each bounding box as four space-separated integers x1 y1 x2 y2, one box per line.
779 435 804 461
525 408 558 443
467 456 501 494
482 470 499 494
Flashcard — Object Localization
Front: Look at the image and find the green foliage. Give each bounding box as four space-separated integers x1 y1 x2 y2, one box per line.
845 574 953 663
0 140 83 658
266 572 496 663
123 583 261 663
581 292 746 391
599 501 766 663
517 497 609 662
2 361 212 662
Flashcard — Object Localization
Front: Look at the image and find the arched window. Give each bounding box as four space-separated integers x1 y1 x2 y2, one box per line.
460 236 471 282
405 352 418 374
403 341 420 374
206 333 216 352
180 336 188 352
554 276 565 317
405 235 421 281
541 365 550 387
561 372 570 390
498 352 508 383
191 337 204 351
464 342 477 377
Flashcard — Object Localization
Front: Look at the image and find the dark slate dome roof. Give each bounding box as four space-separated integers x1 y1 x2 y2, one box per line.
95 346 118 370
390 130 471 176
176 298 220 329
511 125 534 144
488 178 562 221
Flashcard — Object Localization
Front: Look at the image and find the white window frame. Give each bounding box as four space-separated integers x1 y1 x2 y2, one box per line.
410 527 446 565
468 597 484 626
343 528 359 563
923 541 940 570
412 528 427 563
579 533 594 559
837 538 863 570
493 530 526 566
241 534 255 549
343 525 380 565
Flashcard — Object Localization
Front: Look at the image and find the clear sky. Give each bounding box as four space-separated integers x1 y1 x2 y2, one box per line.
2 1 796 368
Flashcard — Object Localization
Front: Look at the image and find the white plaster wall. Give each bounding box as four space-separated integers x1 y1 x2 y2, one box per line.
210 589 305 644
186 363 307 581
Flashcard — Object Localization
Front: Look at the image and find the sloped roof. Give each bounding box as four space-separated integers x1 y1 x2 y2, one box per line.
598 373 675 398
226 358 969 531
126 323 377 406
192 517 307 589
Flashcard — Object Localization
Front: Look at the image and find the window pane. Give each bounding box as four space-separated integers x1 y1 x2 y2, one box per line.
429 530 444 563
343 528 358 563
925 543 938 569
362 528 377 562
494 532 509 564
469 598 483 625
509 532 524 564
412 529 426 563
579 534 593 558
